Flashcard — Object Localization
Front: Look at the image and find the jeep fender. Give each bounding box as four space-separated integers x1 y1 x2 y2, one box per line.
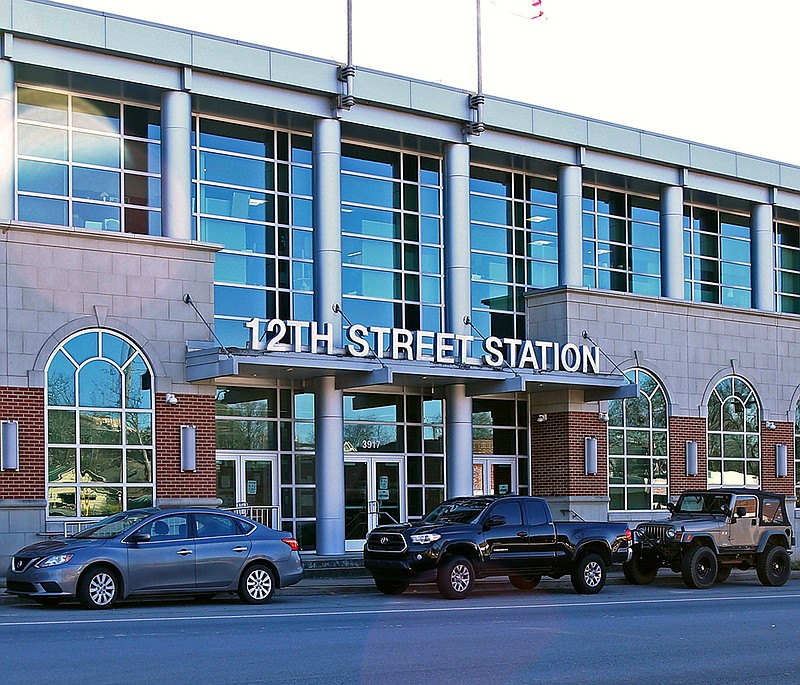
680 534 719 554
756 531 791 553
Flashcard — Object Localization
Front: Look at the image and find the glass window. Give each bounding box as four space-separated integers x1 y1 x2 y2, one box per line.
708 376 759 487
607 369 669 510
684 205 751 308
45 329 155 518
583 186 661 295
16 86 161 234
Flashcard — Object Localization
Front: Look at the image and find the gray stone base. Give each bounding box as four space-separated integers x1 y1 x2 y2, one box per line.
0 500 46 582
544 496 610 523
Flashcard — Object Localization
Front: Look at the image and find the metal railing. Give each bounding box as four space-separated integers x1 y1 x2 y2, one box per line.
224 504 280 529
63 520 98 537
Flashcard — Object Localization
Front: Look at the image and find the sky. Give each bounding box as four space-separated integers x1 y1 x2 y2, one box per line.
56 0 800 166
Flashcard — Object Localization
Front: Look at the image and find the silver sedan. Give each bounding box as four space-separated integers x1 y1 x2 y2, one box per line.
5 507 303 609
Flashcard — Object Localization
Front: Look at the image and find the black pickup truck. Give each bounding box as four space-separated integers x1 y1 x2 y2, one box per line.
363 495 632 599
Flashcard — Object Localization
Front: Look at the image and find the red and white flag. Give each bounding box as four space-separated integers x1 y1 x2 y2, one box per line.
487 0 545 20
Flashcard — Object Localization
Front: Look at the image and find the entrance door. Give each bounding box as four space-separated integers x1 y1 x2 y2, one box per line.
344 457 404 551
473 458 517 496
216 453 279 526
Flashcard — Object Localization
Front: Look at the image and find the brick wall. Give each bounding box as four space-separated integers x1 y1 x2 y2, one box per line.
531 411 608 497
0 387 45 499
760 420 795 496
668 416 708 494
154 393 216 499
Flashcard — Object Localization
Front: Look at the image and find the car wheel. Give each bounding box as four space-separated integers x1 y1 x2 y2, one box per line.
756 545 791 587
681 546 718 589
571 553 607 594
622 553 659 585
509 574 542 590
32 597 64 608
77 566 119 609
437 556 475 600
714 567 732 583
374 578 409 595
238 564 276 604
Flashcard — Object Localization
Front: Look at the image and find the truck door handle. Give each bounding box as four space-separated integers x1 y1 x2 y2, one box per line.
516 531 529 537
232 546 248 553
177 549 193 556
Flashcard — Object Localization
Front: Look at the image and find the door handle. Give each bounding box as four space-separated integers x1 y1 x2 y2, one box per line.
232 546 248 553
177 549 193 556
516 531 529 537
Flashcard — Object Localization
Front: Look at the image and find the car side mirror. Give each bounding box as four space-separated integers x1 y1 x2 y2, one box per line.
736 506 747 518
484 515 507 529
127 532 151 544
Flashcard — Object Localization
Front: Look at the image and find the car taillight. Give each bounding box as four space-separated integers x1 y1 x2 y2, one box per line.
282 537 300 551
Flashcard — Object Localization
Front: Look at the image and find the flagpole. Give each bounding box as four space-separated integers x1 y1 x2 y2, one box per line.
476 0 483 96
337 0 355 110
467 0 485 136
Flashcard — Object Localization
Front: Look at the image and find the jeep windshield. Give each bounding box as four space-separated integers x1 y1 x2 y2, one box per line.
675 493 733 515
422 498 494 524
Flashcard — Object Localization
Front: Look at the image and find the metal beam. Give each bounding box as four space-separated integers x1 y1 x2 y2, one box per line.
465 375 527 397
335 366 393 390
584 383 639 402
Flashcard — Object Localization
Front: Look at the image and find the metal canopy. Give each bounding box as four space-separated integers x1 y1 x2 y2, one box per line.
185 344 637 400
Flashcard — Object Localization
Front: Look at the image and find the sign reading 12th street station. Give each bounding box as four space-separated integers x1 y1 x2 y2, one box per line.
245 318 601 374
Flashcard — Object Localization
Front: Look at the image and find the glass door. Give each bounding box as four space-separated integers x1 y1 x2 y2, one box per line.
344 457 404 552
216 453 279 526
473 458 517 496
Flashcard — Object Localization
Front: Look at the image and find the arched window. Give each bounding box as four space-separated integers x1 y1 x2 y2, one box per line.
794 402 800 500
608 369 668 510
707 377 759 487
45 329 155 518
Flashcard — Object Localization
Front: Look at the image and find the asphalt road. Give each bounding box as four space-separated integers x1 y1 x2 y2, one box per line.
2 573 799 685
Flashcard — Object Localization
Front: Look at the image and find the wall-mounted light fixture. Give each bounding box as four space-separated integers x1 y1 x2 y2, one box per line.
776 444 788 478
165 393 178 405
1 420 19 471
685 440 698 477
180 424 196 472
598 412 609 423
584 437 598 475
765 421 776 430
536 414 547 423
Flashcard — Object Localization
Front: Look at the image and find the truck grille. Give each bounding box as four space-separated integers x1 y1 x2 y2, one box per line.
638 524 670 545
366 532 407 553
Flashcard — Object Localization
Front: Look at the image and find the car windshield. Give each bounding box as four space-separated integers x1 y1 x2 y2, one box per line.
422 499 493 524
676 493 733 515
73 510 156 539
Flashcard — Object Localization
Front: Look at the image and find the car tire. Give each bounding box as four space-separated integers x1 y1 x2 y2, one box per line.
714 567 732 583
77 566 120 609
756 545 791 587
622 553 659 585
509 574 542 590
374 578 409 595
437 556 475 600
571 553 607 594
238 564 276 604
681 546 718 589
32 596 64 608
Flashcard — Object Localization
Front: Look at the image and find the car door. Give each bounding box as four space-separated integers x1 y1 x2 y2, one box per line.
728 495 759 548
481 500 531 574
126 513 195 592
192 512 252 589
523 499 556 571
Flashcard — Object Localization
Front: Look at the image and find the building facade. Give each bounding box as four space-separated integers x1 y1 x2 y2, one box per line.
1 0 799 568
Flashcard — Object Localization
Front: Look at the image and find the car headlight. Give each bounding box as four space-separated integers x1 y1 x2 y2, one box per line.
665 528 677 539
36 553 74 568
410 533 441 545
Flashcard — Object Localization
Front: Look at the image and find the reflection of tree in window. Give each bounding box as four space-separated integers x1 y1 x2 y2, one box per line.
45 329 154 518
707 376 760 487
608 369 668 510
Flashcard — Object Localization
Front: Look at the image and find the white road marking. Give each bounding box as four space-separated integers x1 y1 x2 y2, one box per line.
1 592 799 628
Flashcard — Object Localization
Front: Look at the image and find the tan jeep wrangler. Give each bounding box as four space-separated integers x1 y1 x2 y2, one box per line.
625 489 794 589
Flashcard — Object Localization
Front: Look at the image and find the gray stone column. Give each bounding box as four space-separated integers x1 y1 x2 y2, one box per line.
160 90 192 240
660 185 684 300
443 143 474 498
557 165 583 287
312 118 344 554
0 57 14 222
314 376 345 555
751 203 774 312
312 118 342 346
